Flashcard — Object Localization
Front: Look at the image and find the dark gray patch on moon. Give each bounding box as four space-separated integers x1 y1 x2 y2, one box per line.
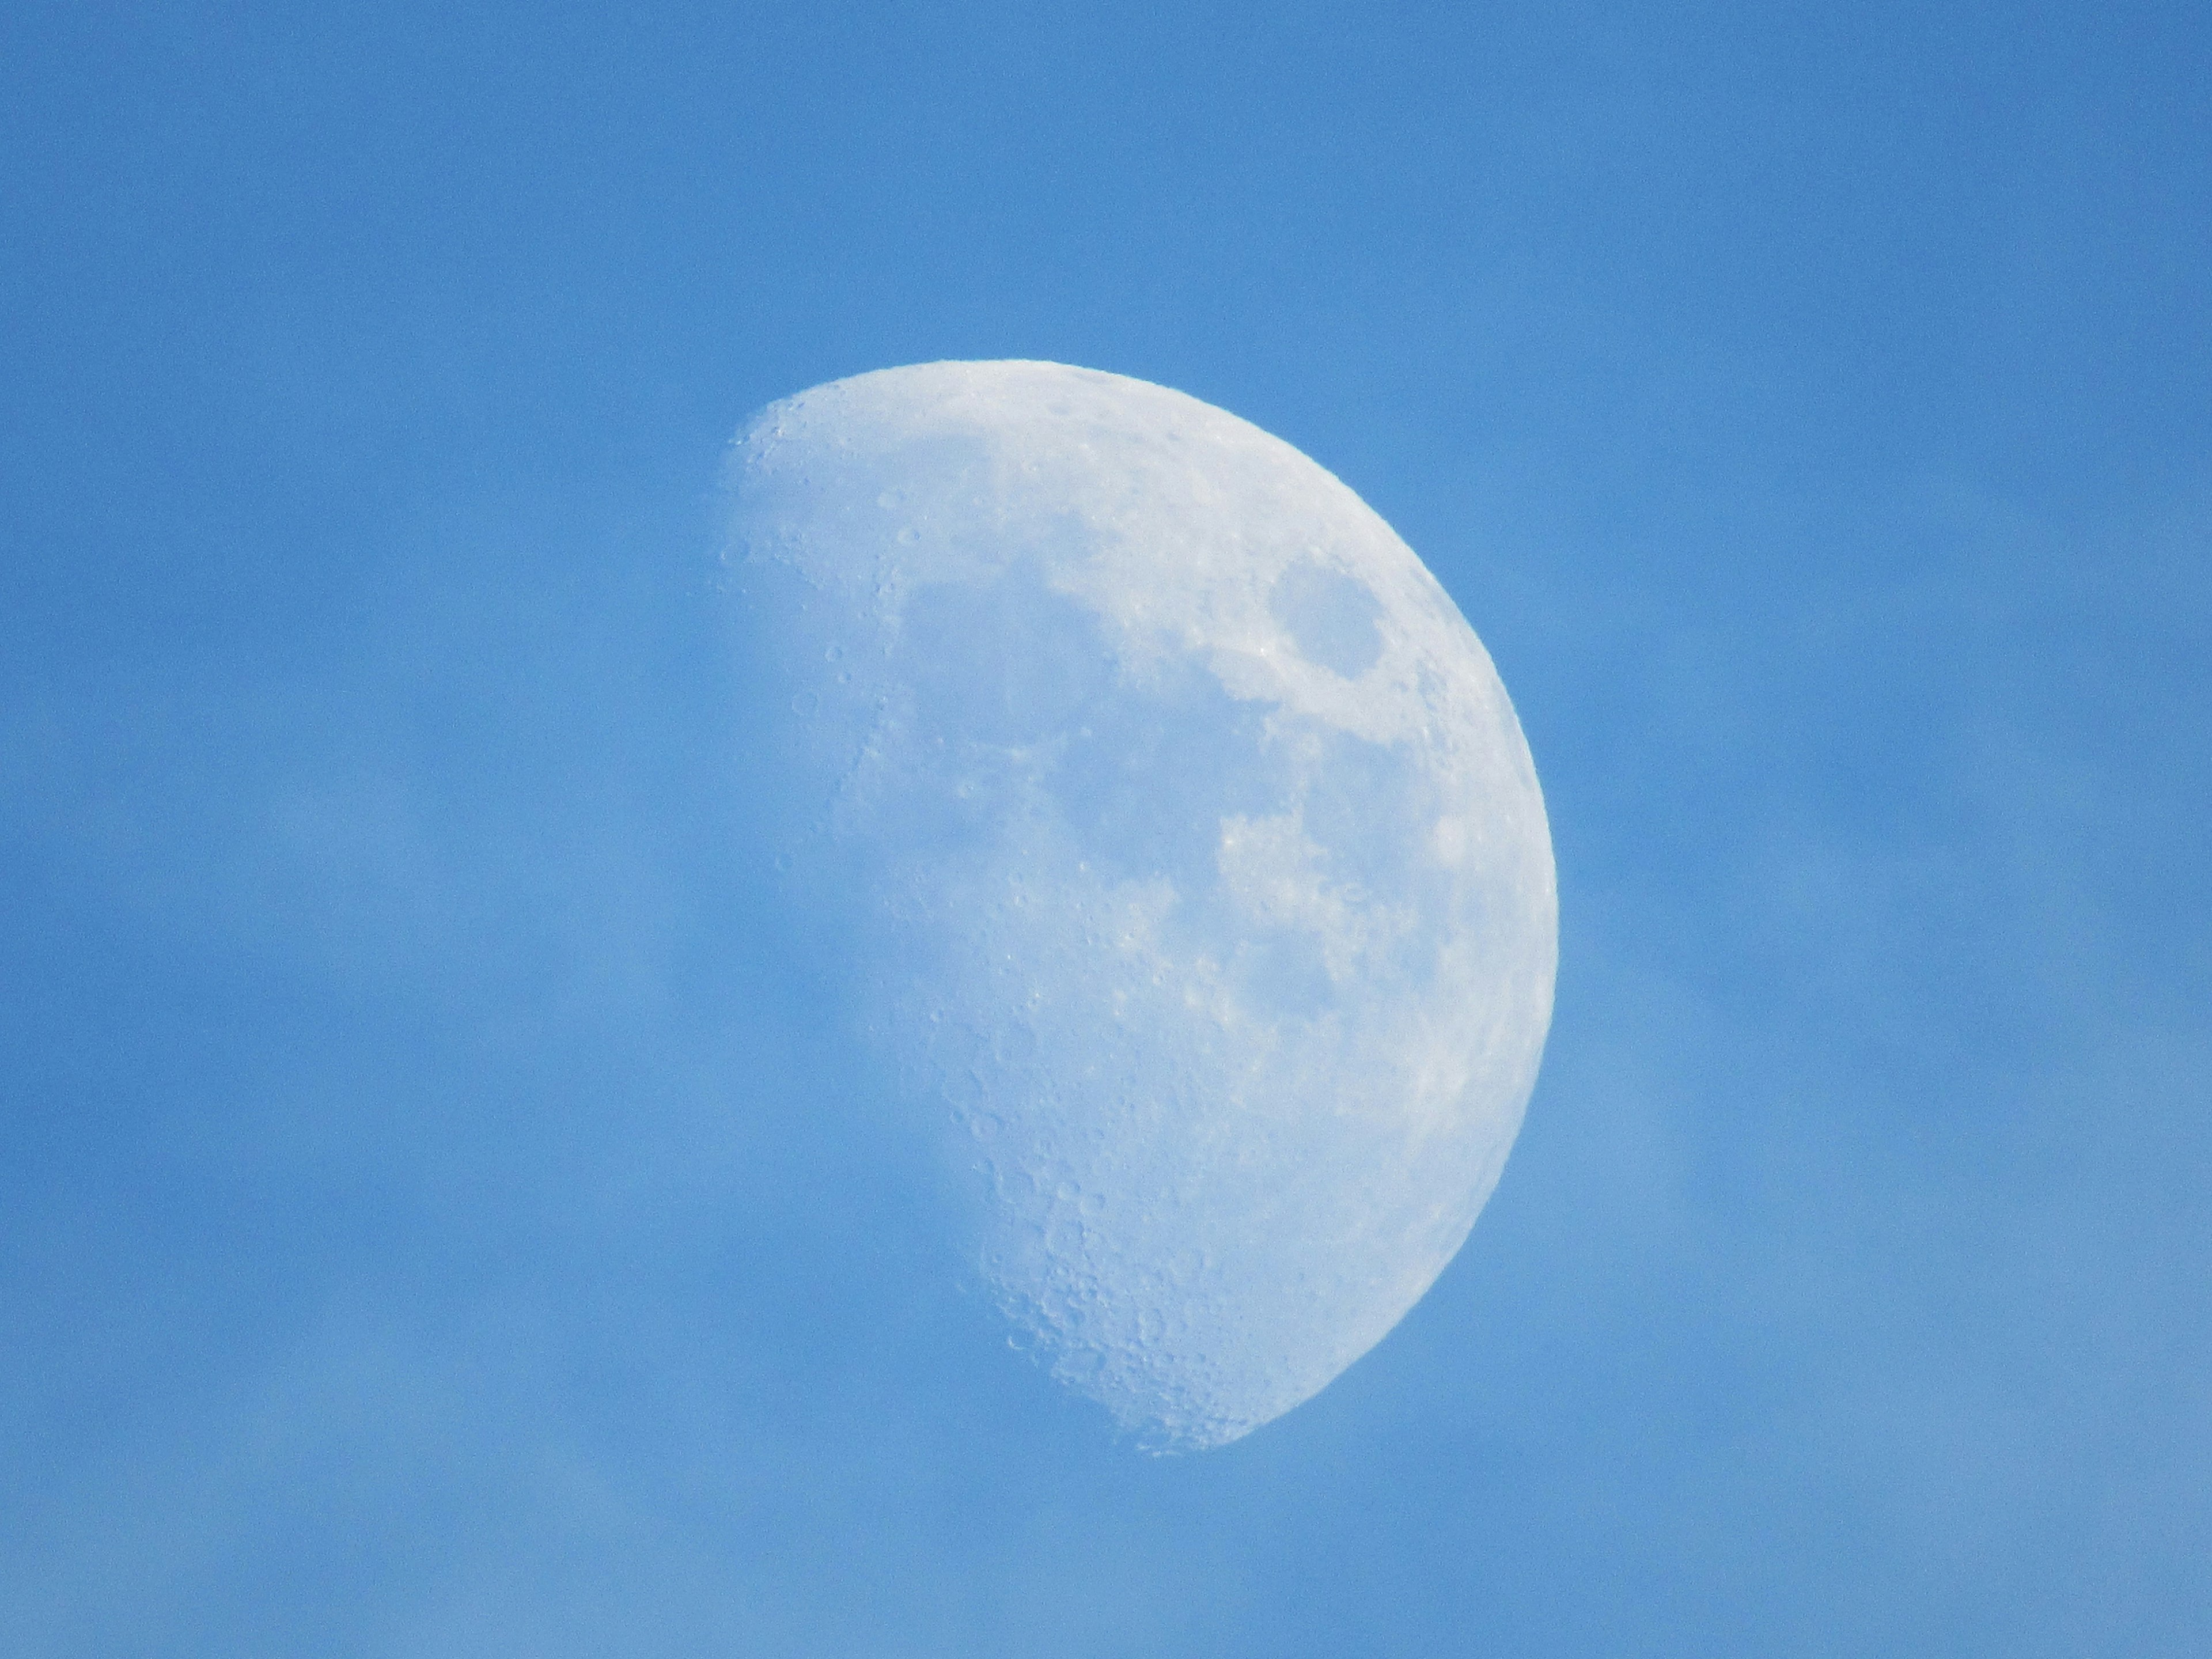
1268 561 1385 679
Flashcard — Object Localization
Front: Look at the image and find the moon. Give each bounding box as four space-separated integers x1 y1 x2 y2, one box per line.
724 361 1556 1450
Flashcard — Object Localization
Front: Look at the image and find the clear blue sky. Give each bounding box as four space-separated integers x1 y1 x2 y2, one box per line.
3 3 2207 1654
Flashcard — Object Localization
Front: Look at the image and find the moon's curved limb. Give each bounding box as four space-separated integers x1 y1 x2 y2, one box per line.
726 361 1555 1450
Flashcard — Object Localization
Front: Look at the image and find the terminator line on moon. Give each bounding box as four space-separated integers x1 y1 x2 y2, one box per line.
725 361 1556 1450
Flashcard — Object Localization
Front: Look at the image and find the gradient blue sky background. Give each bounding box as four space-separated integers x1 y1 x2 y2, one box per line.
5 3 2208 1654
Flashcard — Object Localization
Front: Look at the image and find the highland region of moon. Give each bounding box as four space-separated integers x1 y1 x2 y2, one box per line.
725 361 1556 1450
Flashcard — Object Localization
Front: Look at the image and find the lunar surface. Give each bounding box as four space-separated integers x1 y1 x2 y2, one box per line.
724 361 1555 1450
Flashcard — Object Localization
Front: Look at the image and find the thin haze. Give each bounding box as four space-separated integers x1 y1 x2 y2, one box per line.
2 3 2207 1656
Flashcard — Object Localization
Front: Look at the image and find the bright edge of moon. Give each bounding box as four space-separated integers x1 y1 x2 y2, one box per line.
724 360 1556 1451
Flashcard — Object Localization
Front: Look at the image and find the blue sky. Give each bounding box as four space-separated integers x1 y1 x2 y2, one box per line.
3 2 2207 1654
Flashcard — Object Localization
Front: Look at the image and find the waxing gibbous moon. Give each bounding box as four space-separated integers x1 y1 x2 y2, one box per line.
724 361 1555 1450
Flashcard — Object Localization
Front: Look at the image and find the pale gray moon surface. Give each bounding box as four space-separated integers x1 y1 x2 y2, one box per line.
725 361 1556 1450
